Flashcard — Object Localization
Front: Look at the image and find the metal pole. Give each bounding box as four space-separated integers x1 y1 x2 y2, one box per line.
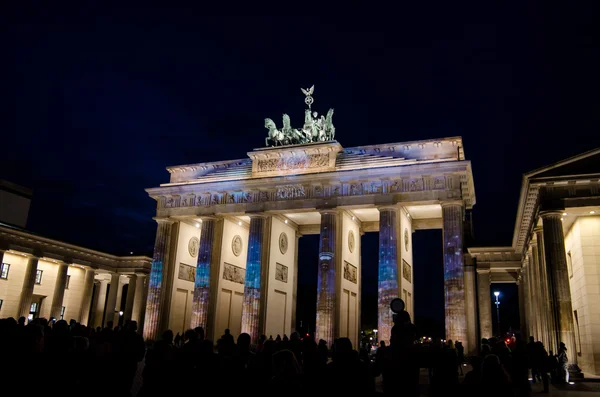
494 293 501 336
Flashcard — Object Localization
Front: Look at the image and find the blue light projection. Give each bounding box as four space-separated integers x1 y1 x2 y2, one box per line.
378 208 399 345
191 219 215 329
442 204 466 344
315 212 337 347
241 217 265 343
143 220 171 341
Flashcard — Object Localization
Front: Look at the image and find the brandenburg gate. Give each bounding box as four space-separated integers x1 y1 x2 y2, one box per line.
142 87 477 351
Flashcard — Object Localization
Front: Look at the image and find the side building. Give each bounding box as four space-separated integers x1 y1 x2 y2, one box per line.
467 147 600 376
0 181 151 329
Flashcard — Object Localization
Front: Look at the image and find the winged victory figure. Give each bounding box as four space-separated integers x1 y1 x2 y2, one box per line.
301 85 314 97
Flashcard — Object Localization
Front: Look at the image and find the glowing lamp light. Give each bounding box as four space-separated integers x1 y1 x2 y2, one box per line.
591 211 596 214
352 216 356 221
130 252 133 255
369 337 373 341
238 221 242 226
195 223 200 228
284 219 288 224
119 311 124 316
373 329 378 333
569 382 575 385
563 212 567 216
494 291 500 297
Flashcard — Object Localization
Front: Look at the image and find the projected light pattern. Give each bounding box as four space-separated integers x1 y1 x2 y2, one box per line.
315 212 337 347
241 216 265 343
442 204 467 344
378 208 399 345
143 220 172 341
191 219 215 329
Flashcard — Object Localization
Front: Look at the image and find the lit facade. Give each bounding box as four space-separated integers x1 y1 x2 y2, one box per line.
0 223 151 328
468 148 600 376
143 136 476 350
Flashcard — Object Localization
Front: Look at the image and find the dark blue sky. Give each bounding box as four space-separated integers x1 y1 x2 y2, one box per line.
7 5 600 333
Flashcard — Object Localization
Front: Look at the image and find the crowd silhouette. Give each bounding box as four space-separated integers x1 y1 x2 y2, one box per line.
0 312 573 397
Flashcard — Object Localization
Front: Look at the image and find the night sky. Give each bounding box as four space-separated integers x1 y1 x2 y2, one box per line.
7 5 600 337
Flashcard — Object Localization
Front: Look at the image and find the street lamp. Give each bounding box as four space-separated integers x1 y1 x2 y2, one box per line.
494 291 501 336
374 329 378 344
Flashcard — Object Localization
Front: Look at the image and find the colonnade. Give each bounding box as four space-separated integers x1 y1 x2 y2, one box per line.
143 200 472 351
0 249 147 329
476 210 577 361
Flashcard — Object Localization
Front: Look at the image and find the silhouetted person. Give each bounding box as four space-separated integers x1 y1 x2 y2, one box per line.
557 342 569 383
194 326 204 341
510 335 531 397
221 328 234 345
324 338 373 395
481 354 512 397
462 355 483 397
269 349 304 395
139 330 174 397
381 311 419 396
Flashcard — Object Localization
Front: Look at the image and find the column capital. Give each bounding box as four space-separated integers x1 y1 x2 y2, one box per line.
533 225 544 234
153 217 175 224
318 208 341 215
377 205 399 212
540 210 564 219
198 215 218 222
441 200 464 209
246 212 269 219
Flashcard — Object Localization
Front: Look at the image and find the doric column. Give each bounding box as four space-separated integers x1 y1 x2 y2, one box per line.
143 219 174 341
521 264 531 340
104 273 120 327
315 210 339 347
523 253 535 339
191 218 222 331
93 279 109 328
541 211 576 361
517 273 528 340
241 215 271 344
50 262 69 320
131 274 147 325
291 232 300 332
78 268 95 325
477 269 492 339
442 202 467 346
123 274 137 323
17 256 39 318
377 206 399 346
535 226 556 353
464 259 478 355
528 246 542 342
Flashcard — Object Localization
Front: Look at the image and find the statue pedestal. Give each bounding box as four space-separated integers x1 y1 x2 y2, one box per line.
248 141 343 177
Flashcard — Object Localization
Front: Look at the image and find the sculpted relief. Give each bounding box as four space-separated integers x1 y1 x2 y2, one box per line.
159 175 456 209
256 153 329 173
276 185 306 200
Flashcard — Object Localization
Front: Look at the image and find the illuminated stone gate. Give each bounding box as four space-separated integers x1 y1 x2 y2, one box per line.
142 89 477 351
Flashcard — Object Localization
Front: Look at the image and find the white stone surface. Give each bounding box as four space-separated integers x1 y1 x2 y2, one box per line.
340 211 360 348
62 266 86 322
213 218 248 340
168 222 201 334
566 215 600 374
264 217 296 338
0 253 28 318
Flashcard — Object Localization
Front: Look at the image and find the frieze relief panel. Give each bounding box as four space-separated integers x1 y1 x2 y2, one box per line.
276 185 306 200
157 173 462 209
256 153 329 173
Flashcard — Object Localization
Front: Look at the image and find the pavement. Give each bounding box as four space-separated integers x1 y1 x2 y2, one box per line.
131 360 600 396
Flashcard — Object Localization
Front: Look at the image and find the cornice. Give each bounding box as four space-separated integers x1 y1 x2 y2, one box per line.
0 225 152 273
